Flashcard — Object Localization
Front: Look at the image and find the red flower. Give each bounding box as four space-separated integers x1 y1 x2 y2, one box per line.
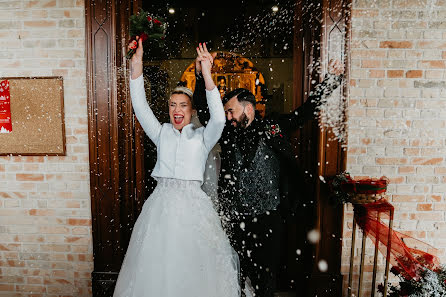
139 33 149 42
153 19 162 25
272 131 276 135
147 16 152 22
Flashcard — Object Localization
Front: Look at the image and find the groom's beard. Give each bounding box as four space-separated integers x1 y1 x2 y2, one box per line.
231 112 249 129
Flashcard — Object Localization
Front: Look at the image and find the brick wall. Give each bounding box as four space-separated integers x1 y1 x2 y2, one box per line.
343 0 446 295
0 0 92 296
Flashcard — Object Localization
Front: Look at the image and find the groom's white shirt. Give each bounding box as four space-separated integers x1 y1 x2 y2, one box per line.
130 75 225 184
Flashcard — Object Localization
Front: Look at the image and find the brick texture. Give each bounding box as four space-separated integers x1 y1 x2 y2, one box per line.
0 1 92 296
344 0 446 295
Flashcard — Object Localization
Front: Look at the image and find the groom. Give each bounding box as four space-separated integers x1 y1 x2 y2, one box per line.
193 44 344 297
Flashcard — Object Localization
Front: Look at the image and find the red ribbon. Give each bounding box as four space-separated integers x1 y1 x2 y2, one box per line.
354 199 439 280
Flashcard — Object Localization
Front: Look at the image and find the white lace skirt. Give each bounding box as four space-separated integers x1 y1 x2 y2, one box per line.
113 178 240 297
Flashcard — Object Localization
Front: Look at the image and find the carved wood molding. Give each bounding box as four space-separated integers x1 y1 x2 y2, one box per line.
86 0 121 270
315 0 352 296
86 0 136 295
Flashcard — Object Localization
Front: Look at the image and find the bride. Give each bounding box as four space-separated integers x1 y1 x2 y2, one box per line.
113 38 240 297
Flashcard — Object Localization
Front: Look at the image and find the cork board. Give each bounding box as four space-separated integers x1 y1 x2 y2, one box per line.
0 77 66 155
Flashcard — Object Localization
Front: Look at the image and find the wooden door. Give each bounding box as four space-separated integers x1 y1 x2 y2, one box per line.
85 0 143 295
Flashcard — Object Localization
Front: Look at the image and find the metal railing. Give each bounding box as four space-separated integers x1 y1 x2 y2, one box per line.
347 205 394 297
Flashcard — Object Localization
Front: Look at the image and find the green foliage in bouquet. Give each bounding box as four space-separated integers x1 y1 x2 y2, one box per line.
129 11 166 40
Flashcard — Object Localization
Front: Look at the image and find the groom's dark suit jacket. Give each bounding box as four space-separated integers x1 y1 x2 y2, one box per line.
193 72 343 219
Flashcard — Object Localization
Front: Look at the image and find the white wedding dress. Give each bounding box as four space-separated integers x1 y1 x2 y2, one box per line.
113 75 240 297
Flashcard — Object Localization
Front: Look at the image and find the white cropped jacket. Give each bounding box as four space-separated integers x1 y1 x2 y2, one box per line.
130 75 225 184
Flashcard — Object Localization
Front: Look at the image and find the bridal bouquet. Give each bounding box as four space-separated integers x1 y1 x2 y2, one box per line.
126 9 167 59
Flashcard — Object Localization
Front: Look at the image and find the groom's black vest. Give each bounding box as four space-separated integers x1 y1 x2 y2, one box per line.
218 115 300 218
230 136 281 216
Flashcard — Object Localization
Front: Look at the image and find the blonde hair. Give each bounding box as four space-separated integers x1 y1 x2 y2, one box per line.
170 86 194 108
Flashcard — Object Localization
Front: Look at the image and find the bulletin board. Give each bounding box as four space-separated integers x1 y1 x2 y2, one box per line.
0 77 66 155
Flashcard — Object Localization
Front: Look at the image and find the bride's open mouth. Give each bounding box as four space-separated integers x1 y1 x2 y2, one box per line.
174 114 184 125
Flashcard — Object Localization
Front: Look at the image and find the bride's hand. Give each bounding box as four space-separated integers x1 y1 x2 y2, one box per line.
200 57 212 78
129 36 143 79
128 36 144 65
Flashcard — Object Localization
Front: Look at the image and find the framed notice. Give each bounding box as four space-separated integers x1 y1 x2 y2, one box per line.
0 77 66 155
0 80 12 133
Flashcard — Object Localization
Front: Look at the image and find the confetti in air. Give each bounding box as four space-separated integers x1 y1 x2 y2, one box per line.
307 229 321 244
315 73 348 143
318 259 328 272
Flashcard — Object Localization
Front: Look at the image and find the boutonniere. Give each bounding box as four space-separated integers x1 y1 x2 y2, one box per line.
265 123 283 138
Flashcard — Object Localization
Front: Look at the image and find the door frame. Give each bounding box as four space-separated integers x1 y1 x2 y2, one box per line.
293 0 351 296
85 0 351 296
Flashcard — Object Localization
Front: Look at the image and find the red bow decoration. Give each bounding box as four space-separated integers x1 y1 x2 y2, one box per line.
341 174 388 194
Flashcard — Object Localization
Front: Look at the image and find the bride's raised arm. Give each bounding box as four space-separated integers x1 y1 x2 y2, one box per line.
129 37 162 145
197 43 226 151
